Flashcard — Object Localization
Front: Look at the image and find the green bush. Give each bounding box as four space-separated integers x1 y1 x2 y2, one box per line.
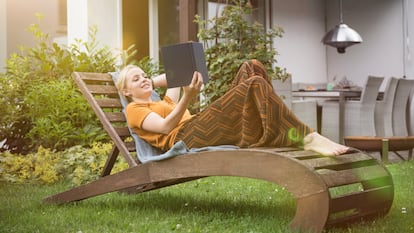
0 143 128 185
195 0 290 105
0 17 158 154
24 79 108 150
0 22 115 153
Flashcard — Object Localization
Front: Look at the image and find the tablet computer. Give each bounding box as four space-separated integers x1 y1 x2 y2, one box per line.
160 42 209 88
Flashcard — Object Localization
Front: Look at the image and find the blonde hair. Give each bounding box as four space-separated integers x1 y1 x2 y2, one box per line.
116 65 139 102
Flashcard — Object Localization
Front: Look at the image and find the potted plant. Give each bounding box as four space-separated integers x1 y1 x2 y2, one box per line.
195 0 291 107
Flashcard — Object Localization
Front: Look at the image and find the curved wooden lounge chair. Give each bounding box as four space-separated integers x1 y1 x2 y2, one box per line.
44 72 395 233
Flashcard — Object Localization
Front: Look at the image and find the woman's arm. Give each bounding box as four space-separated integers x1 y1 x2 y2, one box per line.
151 73 180 103
151 73 167 88
142 71 203 134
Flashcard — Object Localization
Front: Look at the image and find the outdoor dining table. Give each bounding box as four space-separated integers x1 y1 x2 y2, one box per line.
292 89 362 143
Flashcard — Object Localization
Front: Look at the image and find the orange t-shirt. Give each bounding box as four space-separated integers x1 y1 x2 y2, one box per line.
125 96 193 151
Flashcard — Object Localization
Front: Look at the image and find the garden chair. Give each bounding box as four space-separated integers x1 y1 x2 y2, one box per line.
392 78 414 136
410 85 414 135
44 72 395 233
321 76 384 142
272 78 318 131
375 77 399 137
344 78 414 162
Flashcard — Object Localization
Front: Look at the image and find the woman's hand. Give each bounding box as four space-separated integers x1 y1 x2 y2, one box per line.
166 72 203 103
183 71 203 98
141 71 204 135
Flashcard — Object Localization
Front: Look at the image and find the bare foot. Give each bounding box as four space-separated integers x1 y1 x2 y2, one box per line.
303 132 349 156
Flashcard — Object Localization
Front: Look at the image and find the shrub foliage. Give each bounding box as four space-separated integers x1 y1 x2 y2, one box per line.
0 143 128 185
0 17 162 184
0 24 116 153
0 20 155 154
195 0 290 105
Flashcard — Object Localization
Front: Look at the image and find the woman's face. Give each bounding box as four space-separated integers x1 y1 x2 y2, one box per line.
123 67 153 101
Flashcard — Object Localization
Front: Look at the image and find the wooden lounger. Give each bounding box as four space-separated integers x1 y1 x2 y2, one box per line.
44 72 394 233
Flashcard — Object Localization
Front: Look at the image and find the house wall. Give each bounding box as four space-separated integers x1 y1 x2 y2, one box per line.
89 0 121 50
1 0 121 68
404 0 414 79
67 0 88 43
271 0 328 84
325 0 406 90
67 0 121 51
1 0 65 72
407 0 414 134
0 0 6 72
6 0 63 54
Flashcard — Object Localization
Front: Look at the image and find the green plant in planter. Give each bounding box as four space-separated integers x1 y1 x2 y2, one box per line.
195 0 290 106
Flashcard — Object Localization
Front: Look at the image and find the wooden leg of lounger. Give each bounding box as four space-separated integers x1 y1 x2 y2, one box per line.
101 147 119 177
381 138 389 163
289 192 329 233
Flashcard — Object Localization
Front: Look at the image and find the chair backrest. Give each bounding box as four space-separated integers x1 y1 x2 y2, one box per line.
393 78 414 136
375 77 399 136
360 76 384 105
410 85 414 135
380 77 399 106
272 78 292 108
72 72 139 167
72 71 190 165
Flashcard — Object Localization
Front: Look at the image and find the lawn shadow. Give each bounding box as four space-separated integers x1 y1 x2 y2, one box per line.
73 178 297 223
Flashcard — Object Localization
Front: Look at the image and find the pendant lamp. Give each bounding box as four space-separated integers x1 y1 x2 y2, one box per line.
322 0 362 53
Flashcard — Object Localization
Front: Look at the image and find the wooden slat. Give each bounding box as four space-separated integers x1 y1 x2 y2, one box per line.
329 186 394 213
105 112 126 122
283 149 363 160
80 73 113 82
115 127 131 137
317 165 391 187
124 141 136 152
96 98 122 108
87 84 118 95
299 152 375 170
274 149 318 158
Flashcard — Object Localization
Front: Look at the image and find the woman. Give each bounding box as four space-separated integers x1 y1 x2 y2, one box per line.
116 59 349 156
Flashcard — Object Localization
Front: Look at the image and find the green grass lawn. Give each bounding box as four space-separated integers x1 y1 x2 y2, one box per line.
1 161 413 233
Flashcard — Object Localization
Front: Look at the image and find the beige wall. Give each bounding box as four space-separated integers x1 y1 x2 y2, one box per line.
271 0 328 84
6 0 64 55
0 0 6 71
325 0 408 90
87 0 121 50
